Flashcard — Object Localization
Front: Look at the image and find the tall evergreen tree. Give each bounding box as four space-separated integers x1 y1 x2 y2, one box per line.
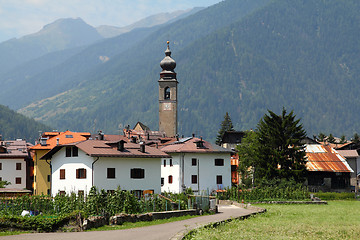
255 108 307 183
352 133 360 144
215 112 234 145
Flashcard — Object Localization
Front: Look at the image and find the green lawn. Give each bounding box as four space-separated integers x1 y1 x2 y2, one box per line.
185 201 360 240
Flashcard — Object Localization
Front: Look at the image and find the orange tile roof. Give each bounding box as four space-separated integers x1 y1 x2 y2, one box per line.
30 130 91 150
305 144 353 173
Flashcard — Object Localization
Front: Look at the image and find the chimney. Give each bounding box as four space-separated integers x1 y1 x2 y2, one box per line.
117 140 125 152
40 137 48 146
98 131 104 140
192 133 195 138
56 138 59 146
140 143 145 153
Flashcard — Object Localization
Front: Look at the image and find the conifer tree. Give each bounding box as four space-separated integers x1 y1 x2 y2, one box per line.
215 112 234 145
255 108 307 183
352 133 360 144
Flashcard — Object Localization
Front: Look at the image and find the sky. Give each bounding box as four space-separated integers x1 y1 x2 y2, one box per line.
0 0 222 43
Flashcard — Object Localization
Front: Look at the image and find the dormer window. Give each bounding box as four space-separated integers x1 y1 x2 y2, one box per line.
164 87 170 99
195 140 205 148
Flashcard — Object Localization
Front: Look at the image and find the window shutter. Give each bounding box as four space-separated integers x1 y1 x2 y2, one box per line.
60 169 65 179
76 169 79 178
84 169 86 178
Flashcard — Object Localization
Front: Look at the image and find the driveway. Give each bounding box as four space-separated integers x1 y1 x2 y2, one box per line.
0 205 263 240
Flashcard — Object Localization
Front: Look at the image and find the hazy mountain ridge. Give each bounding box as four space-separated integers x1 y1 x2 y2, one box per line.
96 8 203 38
0 18 103 76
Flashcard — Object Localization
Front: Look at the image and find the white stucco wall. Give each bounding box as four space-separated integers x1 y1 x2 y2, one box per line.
51 148 93 196
51 147 162 196
161 155 181 193
94 157 161 194
0 158 26 189
161 152 231 193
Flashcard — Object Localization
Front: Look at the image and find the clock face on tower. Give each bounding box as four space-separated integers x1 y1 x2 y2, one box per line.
163 102 172 111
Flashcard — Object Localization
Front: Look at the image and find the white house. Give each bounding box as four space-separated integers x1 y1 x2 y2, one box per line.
41 139 170 196
0 139 32 190
160 137 232 193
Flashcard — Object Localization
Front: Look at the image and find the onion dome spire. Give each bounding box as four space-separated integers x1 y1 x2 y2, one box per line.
160 41 176 72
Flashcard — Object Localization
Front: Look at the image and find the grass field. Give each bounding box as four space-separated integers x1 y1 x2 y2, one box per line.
185 201 360 240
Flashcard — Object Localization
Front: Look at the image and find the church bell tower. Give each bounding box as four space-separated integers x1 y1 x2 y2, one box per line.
159 41 178 137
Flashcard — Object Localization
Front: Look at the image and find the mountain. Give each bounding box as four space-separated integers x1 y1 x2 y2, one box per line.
15 0 360 142
0 18 103 76
96 8 203 38
0 8 206 110
0 104 49 143
0 26 159 109
18 0 272 139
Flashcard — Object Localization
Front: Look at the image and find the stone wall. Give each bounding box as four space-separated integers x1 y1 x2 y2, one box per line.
109 209 197 225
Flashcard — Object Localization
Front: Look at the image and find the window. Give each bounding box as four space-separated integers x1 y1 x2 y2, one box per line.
164 87 170 99
168 175 173 184
78 190 84 196
191 175 197 184
107 190 115 194
47 189 50 195
192 158 197 166
66 147 78 157
60 169 65 179
163 159 166 167
16 163 21 170
132 190 143 199
59 191 66 196
130 168 145 179
76 168 87 179
0 162 2 170
15 177 21 184
65 135 73 138
215 158 224 166
161 177 164 186
216 175 223 185
107 168 115 179
47 175 51 182
0 177 2 181
72 147 78 157
170 159 173 167
66 147 72 157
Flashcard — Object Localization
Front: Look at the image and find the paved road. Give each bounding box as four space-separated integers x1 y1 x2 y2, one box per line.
0 205 262 240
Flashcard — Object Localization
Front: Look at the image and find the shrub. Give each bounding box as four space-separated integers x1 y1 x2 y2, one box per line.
312 191 356 200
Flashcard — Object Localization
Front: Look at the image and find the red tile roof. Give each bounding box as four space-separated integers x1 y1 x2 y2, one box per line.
0 140 31 158
305 144 353 173
160 137 232 154
41 140 170 159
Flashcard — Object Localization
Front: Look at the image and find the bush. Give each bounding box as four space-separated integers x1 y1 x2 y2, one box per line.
0 211 86 232
312 192 356 200
218 179 309 202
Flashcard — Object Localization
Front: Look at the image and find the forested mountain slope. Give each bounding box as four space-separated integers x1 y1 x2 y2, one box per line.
19 0 360 141
0 105 49 143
